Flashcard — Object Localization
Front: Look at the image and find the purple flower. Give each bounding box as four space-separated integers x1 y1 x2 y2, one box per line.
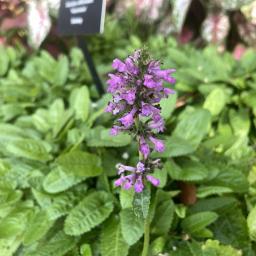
114 162 146 192
110 126 120 136
117 163 136 174
112 58 127 72
163 88 176 96
139 137 150 159
141 103 160 117
149 136 165 152
107 49 176 192
136 162 145 172
119 108 136 128
146 175 160 187
148 116 165 132
120 88 136 105
144 74 162 89
125 57 139 75
107 74 125 93
114 161 162 193
134 176 144 193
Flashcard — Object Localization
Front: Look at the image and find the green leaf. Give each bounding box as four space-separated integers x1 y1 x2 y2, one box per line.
181 212 218 235
24 231 77 256
203 88 226 116
207 165 248 193
86 127 131 147
229 108 250 136
0 238 21 256
80 244 92 256
120 208 144 245
196 186 233 198
64 191 113 235
49 99 66 134
202 240 242 256
133 186 151 219
43 151 102 193
56 150 102 177
100 216 129 256
0 203 32 239
211 207 252 254
70 86 90 122
0 124 28 142
151 190 175 235
33 184 88 220
173 109 211 148
23 210 54 245
150 237 166 256
166 159 208 182
247 206 256 241
190 197 237 214
120 189 134 209
152 136 195 158
6 139 51 162
43 166 85 194
160 93 177 119
151 167 167 188
52 55 69 86
0 46 9 76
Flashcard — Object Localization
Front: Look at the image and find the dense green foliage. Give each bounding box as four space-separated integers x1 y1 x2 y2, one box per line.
0 20 256 255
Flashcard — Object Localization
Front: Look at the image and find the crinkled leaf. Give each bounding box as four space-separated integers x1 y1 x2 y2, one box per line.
23 210 54 245
64 191 113 235
181 211 218 235
43 151 102 193
100 216 129 256
23 231 77 256
151 190 175 235
120 208 144 245
56 150 102 177
6 139 51 162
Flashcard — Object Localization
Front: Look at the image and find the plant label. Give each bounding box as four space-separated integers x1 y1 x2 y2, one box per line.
57 0 106 35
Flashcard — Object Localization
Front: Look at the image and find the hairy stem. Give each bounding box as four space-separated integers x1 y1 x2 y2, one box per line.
141 213 150 256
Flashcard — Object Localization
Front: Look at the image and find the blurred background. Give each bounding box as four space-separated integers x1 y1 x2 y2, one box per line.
1 0 256 55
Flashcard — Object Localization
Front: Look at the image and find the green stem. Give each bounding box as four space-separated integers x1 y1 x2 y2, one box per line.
141 214 150 256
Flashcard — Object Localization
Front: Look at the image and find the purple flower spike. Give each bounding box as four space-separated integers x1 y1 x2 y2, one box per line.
107 49 176 192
